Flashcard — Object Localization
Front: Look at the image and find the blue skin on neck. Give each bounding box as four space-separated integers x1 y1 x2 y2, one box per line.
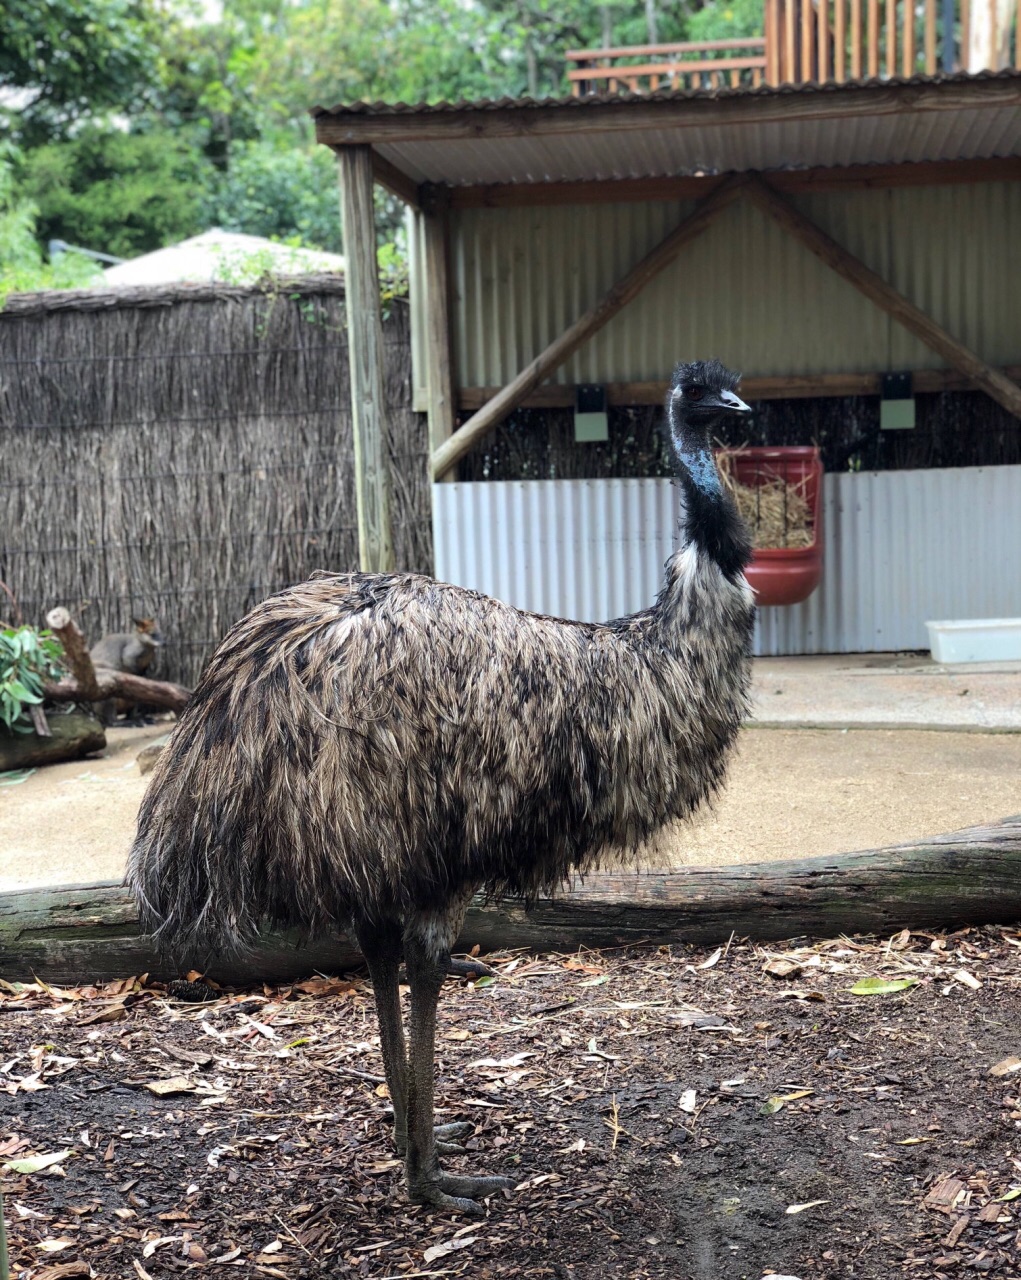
677 445 721 496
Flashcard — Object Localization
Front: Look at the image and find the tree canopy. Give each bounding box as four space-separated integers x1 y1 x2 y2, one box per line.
0 0 763 284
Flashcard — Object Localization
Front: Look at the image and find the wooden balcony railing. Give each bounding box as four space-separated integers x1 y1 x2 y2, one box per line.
566 39 768 94
767 0 1020 83
567 0 1020 93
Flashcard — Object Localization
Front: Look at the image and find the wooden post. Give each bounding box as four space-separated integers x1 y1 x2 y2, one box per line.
747 176 1021 420
766 0 782 83
430 174 747 480
420 185 457 478
338 145 394 573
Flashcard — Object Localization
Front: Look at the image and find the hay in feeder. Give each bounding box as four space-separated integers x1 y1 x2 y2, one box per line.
717 452 815 550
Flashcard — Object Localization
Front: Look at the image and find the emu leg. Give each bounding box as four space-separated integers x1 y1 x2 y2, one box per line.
353 918 472 1156
404 932 513 1215
352 918 409 1153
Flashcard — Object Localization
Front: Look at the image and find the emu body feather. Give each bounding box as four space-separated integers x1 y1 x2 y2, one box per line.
129 546 753 956
128 356 757 1214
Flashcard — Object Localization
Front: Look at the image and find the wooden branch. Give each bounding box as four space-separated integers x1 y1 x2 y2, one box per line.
370 150 422 209
456 365 1021 410
313 76 1021 147
45 607 99 701
43 669 191 713
430 174 747 479
746 176 1021 421
2 816 1019 986
339 145 395 572
27 705 51 738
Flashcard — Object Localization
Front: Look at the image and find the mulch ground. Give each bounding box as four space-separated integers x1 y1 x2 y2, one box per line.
3 927 1021 1280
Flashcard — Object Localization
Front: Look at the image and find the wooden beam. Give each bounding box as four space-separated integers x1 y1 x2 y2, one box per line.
430 175 747 480
338 146 395 572
4 816 1021 984
447 156 1021 209
313 76 1021 147
420 186 456 473
456 365 1021 410
746 175 1021 421
370 150 421 209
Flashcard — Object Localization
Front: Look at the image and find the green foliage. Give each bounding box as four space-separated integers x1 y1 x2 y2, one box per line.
377 240 410 314
203 141 342 252
0 147 102 301
0 627 64 735
686 0 766 42
18 127 210 260
0 0 161 143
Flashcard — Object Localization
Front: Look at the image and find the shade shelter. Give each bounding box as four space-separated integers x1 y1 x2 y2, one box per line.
314 72 1021 584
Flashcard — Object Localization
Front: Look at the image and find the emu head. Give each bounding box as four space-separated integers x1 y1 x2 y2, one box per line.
667 359 750 496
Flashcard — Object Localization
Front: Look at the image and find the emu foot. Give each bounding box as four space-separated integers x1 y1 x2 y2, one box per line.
444 956 497 980
411 1171 514 1216
434 1120 474 1155
396 1121 474 1157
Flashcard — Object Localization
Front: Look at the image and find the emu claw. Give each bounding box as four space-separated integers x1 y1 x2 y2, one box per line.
444 956 497 980
433 1121 474 1156
412 1172 513 1216
435 1121 473 1141
395 1121 473 1157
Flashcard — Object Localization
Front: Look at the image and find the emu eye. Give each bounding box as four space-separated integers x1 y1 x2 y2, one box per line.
686 386 704 402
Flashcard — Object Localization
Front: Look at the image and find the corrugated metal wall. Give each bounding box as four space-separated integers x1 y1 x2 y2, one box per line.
449 182 1021 387
433 466 1021 654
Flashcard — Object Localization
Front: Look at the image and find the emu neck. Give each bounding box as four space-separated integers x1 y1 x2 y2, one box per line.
672 432 751 581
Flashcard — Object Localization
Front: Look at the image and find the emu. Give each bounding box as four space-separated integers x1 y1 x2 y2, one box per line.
128 358 755 1214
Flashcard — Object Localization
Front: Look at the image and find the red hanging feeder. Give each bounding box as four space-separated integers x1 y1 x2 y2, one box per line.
717 446 824 607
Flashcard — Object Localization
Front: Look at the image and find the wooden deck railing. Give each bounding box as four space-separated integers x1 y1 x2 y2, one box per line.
566 39 768 94
567 0 1020 93
767 0 1020 83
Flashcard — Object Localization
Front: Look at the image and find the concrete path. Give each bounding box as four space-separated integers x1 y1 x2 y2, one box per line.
751 654 1021 731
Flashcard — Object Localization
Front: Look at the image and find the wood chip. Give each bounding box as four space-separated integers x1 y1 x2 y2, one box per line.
944 1214 970 1247
925 1176 968 1213
989 1057 1021 1077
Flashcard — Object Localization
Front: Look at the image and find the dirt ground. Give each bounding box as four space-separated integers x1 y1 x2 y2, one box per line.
2 723 1020 891
3 927 1021 1280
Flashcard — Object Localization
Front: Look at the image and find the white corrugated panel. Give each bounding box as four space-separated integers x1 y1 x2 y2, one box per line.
432 467 1021 654
451 181 1021 387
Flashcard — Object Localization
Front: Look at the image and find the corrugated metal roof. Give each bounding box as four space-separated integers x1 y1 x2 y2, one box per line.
313 72 1021 184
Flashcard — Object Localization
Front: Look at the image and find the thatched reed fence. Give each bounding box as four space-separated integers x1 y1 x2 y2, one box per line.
0 276 429 687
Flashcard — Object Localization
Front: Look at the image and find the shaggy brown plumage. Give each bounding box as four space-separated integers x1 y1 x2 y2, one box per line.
128 357 756 1214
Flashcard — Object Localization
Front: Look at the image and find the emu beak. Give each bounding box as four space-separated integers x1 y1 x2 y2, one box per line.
721 389 751 414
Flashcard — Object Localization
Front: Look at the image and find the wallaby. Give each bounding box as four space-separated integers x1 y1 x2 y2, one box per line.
90 617 164 723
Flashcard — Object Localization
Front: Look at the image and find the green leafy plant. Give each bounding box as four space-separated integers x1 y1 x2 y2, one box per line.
0 626 64 734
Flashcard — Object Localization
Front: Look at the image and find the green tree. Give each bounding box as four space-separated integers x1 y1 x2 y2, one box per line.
0 148 101 301
686 0 764 41
203 140 342 250
18 128 211 259
0 0 160 142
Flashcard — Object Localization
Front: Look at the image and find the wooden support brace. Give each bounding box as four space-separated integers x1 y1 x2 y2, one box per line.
430 173 748 479
746 175 1021 420
338 146 395 572
371 151 421 210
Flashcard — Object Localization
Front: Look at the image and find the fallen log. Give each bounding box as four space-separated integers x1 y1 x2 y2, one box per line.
42 608 191 714
0 711 106 772
43 669 192 714
1 815 1019 985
